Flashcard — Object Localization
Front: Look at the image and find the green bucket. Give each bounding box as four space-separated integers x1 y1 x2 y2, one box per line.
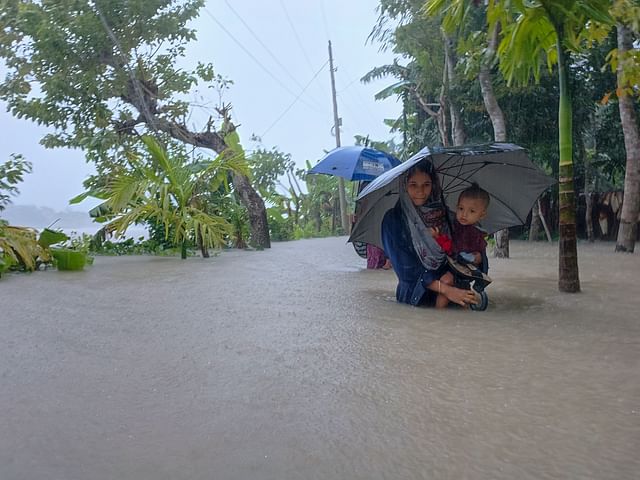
51 248 87 271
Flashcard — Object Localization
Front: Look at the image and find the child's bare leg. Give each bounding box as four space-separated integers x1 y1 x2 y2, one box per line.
435 272 454 309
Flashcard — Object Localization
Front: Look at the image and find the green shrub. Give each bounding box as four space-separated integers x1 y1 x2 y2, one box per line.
268 212 294 241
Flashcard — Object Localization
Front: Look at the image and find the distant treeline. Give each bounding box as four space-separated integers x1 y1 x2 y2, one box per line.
2 204 96 230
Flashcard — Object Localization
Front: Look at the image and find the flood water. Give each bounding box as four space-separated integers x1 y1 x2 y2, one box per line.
1 238 639 479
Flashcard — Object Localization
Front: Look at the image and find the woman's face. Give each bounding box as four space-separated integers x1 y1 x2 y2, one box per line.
406 170 433 206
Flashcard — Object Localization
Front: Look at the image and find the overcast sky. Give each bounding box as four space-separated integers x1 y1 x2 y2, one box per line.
1 0 401 211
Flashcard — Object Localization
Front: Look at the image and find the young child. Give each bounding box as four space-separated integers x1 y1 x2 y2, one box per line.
428 183 489 308
452 183 490 267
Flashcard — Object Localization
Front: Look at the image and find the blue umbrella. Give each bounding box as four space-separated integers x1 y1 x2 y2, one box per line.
308 146 401 181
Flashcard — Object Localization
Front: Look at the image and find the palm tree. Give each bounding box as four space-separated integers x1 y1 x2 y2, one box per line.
486 0 612 292
84 134 249 259
614 21 640 253
367 4 468 149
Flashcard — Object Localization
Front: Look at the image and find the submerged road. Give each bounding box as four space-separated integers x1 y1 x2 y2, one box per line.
1 238 639 479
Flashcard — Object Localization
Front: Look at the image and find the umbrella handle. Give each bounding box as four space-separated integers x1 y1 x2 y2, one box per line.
440 190 454 233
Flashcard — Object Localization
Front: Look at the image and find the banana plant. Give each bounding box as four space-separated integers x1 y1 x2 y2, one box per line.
0 222 68 275
73 133 249 259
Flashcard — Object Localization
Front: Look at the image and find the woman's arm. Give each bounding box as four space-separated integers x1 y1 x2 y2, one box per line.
381 209 416 283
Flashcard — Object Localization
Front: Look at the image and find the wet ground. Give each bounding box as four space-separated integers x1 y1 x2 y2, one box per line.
1 238 639 479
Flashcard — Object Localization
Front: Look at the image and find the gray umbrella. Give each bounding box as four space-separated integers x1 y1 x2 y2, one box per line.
349 143 556 249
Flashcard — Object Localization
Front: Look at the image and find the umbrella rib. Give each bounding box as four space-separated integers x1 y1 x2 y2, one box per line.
438 160 487 193
437 159 545 173
439 154 470 193
437 160 540 226
487 190 529 225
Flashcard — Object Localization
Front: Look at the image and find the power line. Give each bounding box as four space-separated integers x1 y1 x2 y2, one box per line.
338 63 378 121
337 74 363 93
278 0 329 114
320 0 331 41
203 8 323 114
278 0 317 76
325 45 383 137
221 0 324 111
261 60 329 138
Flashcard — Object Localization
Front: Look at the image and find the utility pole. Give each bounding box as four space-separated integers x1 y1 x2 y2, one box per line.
328 40 350 234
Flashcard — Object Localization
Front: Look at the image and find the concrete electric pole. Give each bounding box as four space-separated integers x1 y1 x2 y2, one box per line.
328 40 350 234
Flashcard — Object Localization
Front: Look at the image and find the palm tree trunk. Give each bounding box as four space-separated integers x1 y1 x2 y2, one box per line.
539 199 552 242
197 229 209 258
479 24 506 142
437 63 451 146
584 135 595 242
437 90 450 147
529 201 541 241
585 192 594 241
615 23 640 253
443 32 466 146
479 23 510 257
556 40 580 292
414 89 448 146
479 65 506 141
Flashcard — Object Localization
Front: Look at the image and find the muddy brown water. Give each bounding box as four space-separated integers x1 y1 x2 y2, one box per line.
1 238 639 480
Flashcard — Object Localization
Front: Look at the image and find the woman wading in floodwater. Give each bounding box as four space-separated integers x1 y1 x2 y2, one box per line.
381 160 478 309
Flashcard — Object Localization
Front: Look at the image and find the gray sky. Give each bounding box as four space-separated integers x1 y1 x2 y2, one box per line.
1 0 400 211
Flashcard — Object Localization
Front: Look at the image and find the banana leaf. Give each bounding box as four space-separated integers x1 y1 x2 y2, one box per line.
38 228 69 248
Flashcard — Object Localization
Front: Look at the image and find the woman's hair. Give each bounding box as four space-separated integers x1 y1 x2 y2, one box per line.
405 159 441 200
406 159 434 179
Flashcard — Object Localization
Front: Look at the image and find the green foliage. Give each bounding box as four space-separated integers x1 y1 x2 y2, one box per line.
1 225 40 271
249 147 295 200
488 1 613 87
0 0 239 190
59 232 92 254
0 154 32 211
607 1 640 94
81 134 248 258
293 221 335 240
300 161 340 233
145 218 176 250
365 4 447 154
591 103 627 185
267 208 294 241
38 228 69 248
248 144 312 239
0 221 68 275
93 237 154 255
89 227 191 255
225 201 250 248
0 0 204 129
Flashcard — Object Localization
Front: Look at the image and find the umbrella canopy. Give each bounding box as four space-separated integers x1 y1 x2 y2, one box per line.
308 146 401 181
349 143 556 249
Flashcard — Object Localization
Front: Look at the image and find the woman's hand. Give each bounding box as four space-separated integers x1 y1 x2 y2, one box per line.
442 283 478 307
